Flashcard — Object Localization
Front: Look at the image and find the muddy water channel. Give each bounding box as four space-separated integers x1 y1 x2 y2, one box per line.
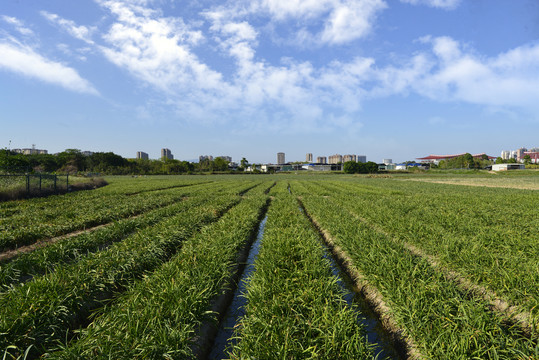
209 205 400 359
209 216 267 359
298 205 400 360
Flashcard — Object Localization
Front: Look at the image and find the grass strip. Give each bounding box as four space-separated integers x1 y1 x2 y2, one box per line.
229 183 374 359
0 192 241 359
295 187 538 359
49 193 269 359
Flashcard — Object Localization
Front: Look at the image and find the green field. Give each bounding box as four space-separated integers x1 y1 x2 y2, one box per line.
0 174 537 359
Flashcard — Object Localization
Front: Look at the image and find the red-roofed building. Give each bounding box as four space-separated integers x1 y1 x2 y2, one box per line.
416 153 496 164
523 152 539 164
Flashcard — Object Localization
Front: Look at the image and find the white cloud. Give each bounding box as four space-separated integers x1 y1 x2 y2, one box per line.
98 0 216 92
415 37 539 109
400 0 461 10
320 0 387 44
0 40 99 95
40 11 96 44
204 0 387 46
91 1 539 133
1 15 35 36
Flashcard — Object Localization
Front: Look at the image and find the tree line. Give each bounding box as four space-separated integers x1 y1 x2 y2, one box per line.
0 149 243 175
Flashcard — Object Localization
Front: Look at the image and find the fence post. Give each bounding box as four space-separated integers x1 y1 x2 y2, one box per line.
26 175 30 195
67 174 69 191
39 174 42 192
54 175 57 193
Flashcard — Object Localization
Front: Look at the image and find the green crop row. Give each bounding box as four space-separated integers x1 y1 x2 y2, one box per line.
228 183 374 359
50 194 269 359
0 192 241 359
0 193 218 291
0 179 262 251
292 181 537 359
309 179 539 323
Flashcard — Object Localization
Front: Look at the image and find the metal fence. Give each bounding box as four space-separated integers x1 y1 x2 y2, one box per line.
0 173 69 198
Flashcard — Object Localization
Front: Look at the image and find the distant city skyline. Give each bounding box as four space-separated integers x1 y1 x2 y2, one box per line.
5 143 538 165
1 1 538 162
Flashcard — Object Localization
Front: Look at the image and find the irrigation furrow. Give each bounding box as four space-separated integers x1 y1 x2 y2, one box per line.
297 197 421 360
228 184 375 358
295 189 537 358
193 199 270 359
340 204 537 336
0 193 243 359
49 194 270 359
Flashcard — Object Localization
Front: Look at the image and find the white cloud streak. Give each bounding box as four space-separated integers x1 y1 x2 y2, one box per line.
1 15 35 36
40 11 96 44
400 0 461 10
0 40 99 95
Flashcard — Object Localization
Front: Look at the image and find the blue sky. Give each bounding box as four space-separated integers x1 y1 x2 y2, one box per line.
1 0 538 163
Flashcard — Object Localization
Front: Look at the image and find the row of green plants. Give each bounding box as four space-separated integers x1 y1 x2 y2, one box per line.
313 179 539 324
292 180 537 359
0 190 243 358
50 191 271 359
228 183 375 358
0 193 220 290
0 180 258 251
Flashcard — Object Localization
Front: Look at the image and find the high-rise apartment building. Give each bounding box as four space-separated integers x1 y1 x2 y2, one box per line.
161 148 173 160
343 154 357 162
306 153 313 162
317 156 327 164
199 155 213 162
277 152 285 164
137 151 149 160
328 154 343 164
357 155 367 163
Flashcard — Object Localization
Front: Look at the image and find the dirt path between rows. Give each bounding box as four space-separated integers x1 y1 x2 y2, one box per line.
402 178 539 190
0 222 113 263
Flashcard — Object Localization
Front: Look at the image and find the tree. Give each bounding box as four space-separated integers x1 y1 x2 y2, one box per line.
343 161 359 174
523 154 531 165
238 157 249 171
463 153 474 169
365 161 379 173
212 157 229 172
495 157 504 164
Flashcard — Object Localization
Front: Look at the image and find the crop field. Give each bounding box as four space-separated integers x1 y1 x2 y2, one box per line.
0 174 537 359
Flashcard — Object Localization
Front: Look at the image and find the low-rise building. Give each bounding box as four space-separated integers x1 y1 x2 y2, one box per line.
492 163 526 171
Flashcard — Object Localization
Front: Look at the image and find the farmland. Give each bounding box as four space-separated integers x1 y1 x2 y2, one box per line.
0 174 537 359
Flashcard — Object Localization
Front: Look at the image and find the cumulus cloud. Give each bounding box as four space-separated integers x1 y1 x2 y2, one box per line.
0 40 99 95
415 37 539 108
40 11 96 44
320 0 387 44
204 0 386 46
